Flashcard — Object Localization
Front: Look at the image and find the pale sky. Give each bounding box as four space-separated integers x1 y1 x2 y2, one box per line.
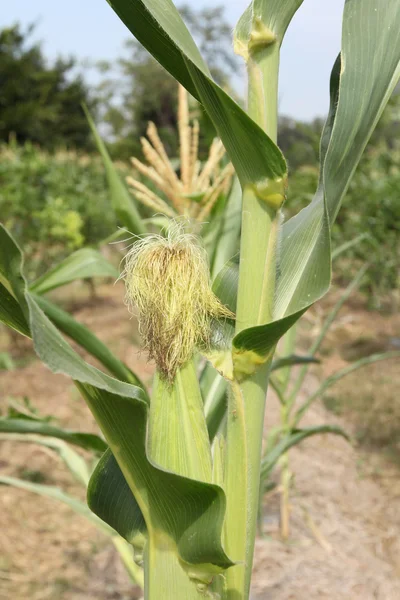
1 0 345 121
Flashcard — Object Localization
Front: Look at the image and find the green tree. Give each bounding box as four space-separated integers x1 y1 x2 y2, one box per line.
0 24 94 150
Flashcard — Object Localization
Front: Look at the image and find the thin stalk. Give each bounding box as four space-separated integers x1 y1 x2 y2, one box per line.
226 39 281 598
224 380 248 595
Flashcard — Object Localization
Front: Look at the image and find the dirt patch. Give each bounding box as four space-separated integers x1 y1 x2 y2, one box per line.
1 282 400 599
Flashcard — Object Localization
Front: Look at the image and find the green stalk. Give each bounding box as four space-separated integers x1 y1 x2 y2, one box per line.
145 535 201 600
224 37 282 598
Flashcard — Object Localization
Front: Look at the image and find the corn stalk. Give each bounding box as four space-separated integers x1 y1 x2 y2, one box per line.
0 1 399 599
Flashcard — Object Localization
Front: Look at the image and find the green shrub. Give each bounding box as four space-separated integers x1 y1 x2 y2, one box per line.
0 142 120 278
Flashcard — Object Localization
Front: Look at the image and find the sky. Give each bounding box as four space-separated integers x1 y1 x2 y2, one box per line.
2 0 345 121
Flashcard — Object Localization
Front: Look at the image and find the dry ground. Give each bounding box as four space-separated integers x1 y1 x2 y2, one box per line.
0 282 399 600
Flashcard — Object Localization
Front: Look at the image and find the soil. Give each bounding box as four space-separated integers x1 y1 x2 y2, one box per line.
1 282 400 600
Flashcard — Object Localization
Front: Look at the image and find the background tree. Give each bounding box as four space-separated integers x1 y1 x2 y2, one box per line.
0 24 94 150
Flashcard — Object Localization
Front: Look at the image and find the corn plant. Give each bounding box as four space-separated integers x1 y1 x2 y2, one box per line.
0 1 399 599
260 262 400 539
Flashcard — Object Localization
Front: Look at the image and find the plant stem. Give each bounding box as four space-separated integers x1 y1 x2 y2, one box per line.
224 379 248 595
228 39 281 598
145 535 201 600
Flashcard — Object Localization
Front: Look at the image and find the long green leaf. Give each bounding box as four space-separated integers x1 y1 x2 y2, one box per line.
88 448 147 550
0 415 107 453
0 433 90 486
106 0 287 192
83 104 146 235
0 281 30 336
210 177 242 280
275 0 400 318
30 248 118 295
260 425 350 482
230 1 400 366
0 474 115 535
34 293 145 389
293 350 400 426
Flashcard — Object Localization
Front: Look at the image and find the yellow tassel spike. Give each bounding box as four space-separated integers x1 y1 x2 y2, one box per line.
126 177 177 218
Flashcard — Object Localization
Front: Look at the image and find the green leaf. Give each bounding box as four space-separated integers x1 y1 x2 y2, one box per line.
0 433 91 486
212 254 239 314
30 248 118 295
0 223 29 331
294 350 400 426
325 1 400 224
34 293 145 389
88 448 147 549
0 224 233 575
0 281 30 337
82 104 146 235
260 425 350 482
232 0 400 365
210 178 242 280
276 0 400 318
0 415 107 453
106 0 287 192
79 381 233 570
200 363 228 441
0 474 115 536
271 355 320 371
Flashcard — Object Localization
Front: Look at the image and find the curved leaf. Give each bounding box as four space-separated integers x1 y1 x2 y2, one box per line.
0 281 30 336
232 0 400 365
0 415 107 453
34 293 145 389
261 425 350 482
30 248 118 295
106 0 287 192
88 448 147 548
0 433 91 486
0 474 115 535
